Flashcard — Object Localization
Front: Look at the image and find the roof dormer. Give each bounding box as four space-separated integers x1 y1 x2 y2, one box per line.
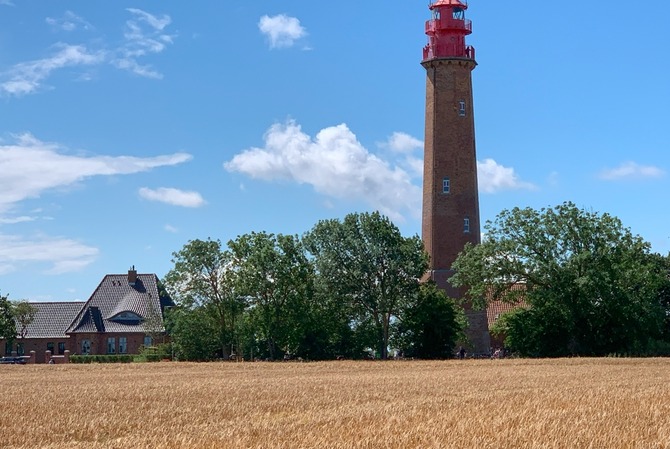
109 311 143 325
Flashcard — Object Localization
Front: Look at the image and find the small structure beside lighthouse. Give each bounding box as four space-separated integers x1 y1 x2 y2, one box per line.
421 0 490 353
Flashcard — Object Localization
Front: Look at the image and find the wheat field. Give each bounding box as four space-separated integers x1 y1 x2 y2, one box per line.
1 358 669 448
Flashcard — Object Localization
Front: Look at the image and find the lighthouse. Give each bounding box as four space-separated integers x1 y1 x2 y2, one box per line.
421 0 490 353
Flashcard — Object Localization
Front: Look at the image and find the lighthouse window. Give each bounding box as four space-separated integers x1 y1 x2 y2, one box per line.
442 177 450 193
458 101 466 116
464 217 470 233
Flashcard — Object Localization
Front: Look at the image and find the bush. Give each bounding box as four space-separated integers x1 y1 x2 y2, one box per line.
70 354 134 364
136 343 172 362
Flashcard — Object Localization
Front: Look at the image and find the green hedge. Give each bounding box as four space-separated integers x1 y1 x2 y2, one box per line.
70 354 135 364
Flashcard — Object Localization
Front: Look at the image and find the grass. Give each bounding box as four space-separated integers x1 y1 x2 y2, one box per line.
2 358 670 448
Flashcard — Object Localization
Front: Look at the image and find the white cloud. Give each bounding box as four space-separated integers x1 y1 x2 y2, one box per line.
377 132 424 178
599 161 665 180
46 11 93 32
405 156 424 179
0 233 99 275
477 158 536 193
225 121 420 221
0 216 36 224
0 44 104 96
381 132 534 192
379 132 423 153
126 8 171 31
2 9 174 95
0 0 14 6
258 14 307 49
164 224 178 233
0 133 192 213
138 187 206 208
114 8 174 79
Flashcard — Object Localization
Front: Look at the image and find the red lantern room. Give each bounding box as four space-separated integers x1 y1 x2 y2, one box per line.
423 0 475 61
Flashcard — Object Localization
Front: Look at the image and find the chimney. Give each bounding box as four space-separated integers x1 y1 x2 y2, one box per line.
128 265 137 286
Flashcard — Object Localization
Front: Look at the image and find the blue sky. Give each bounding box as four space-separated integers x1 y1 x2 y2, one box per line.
1 1 669 302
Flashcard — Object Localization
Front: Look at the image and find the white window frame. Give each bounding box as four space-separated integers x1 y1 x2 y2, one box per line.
458 100 466 117
144 336 152 348
442 177 450 194
81 339 91 355
464 217 470 233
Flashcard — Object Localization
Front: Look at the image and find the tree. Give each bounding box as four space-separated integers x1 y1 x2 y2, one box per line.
13 301 36 340
229 232 314 360
0 293 16 350
393 283 466 359
165 305 221 361
649 252 670 350
143 300 166 347
164 239 246 359
451 202 667 357
304 212 428 359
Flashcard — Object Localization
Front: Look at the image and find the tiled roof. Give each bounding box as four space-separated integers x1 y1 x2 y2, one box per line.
487 300 528 328
71 306 105 333
67 273 173 334
21 302 84 339
486 283 528 328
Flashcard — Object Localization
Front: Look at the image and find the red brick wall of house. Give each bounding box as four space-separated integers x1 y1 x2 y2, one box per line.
68 333 149 355
1 338 70 361
2 333 158 360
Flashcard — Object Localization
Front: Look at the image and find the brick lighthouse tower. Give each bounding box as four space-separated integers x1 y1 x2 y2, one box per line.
421 0 490 353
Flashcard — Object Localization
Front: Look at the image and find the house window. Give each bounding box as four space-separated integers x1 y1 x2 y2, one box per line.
442 177 450 194
458 100 466 116
17 343 24 356
81 339 91 355
47 342 55 354
58 342 65 355
111 311 142 324
143 336 152 348
107 337 116 354
119 337 128 354
4 341 11 356
464 217 470 233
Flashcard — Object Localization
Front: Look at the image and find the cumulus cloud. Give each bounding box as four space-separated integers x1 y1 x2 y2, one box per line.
379 132 423 153
477 158 536 193
138 187 206 208
225 121 420 221
0 233 99 274
114 8 174 78
258 14 307 49
383 132 534 192
0 44 104 96
46 11 93 32
379 132 425 179
225 125 537 219
0 0 14 6
0 133 192 213
599 161 665 180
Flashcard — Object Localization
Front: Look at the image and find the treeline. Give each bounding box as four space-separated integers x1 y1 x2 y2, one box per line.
163 212 465 361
